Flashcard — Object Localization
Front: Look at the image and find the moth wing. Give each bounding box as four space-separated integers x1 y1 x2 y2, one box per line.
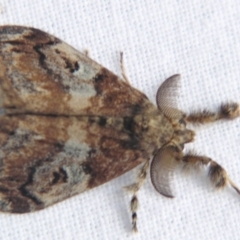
0 26 149 117
0 115 145 213
150 146 180 198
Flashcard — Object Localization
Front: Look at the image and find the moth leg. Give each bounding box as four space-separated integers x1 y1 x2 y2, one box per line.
124 160 149 232
182 152 240 195
130 194 138 233
120 52 131 84
186 102 240 124
83 49 89 56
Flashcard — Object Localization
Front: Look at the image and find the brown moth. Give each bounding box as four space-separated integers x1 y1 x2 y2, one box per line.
0 25 239 232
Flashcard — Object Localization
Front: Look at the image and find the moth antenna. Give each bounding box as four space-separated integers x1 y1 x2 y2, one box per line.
120 52 130 84
156 74 184 121
150 145 182 198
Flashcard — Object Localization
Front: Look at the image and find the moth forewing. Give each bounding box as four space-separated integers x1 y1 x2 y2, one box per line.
0 25 149 117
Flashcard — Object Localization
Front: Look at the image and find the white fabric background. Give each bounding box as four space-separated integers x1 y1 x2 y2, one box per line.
0 1 240 239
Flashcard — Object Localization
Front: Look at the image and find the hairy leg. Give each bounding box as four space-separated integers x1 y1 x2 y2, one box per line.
182 152 240 194
124 160 149 232
186 102 240 124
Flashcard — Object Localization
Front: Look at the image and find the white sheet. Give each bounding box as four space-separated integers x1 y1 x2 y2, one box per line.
0 1 240 239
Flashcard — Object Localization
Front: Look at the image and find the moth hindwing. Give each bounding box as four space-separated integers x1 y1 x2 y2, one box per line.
0 25 239 233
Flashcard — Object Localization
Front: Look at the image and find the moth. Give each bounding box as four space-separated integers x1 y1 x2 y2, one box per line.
0 25 240 232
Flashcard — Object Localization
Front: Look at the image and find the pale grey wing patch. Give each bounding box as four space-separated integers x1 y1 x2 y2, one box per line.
156 74 183 121
150 146 180 198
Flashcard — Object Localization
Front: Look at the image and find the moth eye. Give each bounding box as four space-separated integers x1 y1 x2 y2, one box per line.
150 146 181 198
178 118 186 128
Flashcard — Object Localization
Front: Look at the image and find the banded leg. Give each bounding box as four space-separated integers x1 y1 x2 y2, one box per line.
124 160 149 232
186 102 240 124
182 152 240 194
130 194 138 233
